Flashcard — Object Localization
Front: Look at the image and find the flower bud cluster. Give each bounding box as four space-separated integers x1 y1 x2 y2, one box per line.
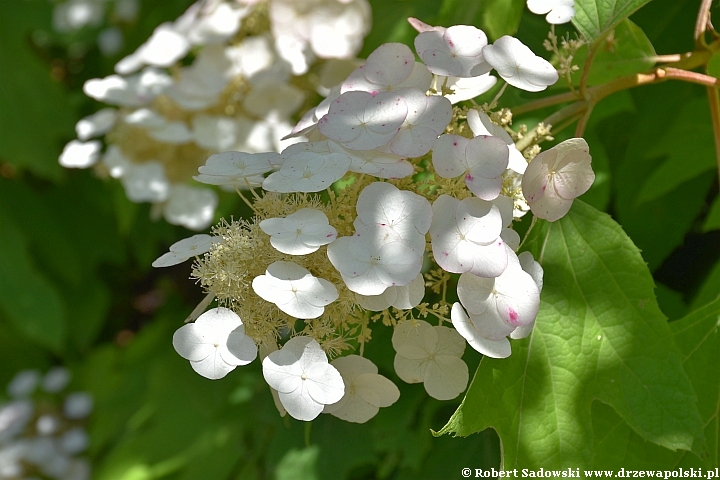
0 368 92 480
59 0 371 230
156 18 596 422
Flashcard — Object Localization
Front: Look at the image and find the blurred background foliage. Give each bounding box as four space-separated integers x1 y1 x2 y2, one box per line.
0 0 718 478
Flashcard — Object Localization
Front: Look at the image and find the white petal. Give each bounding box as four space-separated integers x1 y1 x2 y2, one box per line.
59 140 101 169
423 355 468 400
451 303 511 358
392 320 437 360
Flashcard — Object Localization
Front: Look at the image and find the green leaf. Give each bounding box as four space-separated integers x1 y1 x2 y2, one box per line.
690 259 720 311
0 209 66 352
614 83 714 270
592 402 686 468
636 98 715 205
703 195 720 232
437 201 706 468
670 297 720 466
571 20 656 87
573 0 654 43
0 0 75 181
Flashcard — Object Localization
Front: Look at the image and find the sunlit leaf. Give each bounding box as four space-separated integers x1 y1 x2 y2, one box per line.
437 201 706 467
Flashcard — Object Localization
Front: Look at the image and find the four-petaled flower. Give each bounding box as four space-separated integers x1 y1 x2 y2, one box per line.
262 337 345 421
172 308 258 380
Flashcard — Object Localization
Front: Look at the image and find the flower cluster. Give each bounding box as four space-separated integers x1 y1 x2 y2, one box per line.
0 368 92 480
59 0 371 230
155 16 595 422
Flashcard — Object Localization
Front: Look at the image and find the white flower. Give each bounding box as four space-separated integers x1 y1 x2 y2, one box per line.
353 181 432 255
429 195 508 277
356 273 425 311
432 134 509 200
172 307 257 380
252 261 339 319
392 320 468 400
341 43 432 95
58 140 101 169
466 109 527 174
152 234 216 268
262 142 351 193
522 138 595 221
451 250 541 357
323 355 400 423
414 24 491 77
75 108 117 141
260 209 337 255
327 229 422 296
262 336 345 421
527 0 575 24
194 151 277 186
318 91 408 151
483 36 559 92
385 90 452 158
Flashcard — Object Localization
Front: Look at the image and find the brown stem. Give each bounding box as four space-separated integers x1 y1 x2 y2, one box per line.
579 40 602 98
574 105 594 137
706 86 720 186
695 0 714 47
515 101 589 151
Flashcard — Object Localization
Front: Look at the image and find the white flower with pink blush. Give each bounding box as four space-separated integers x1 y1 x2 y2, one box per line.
432 133 509 200
522 138 595 221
